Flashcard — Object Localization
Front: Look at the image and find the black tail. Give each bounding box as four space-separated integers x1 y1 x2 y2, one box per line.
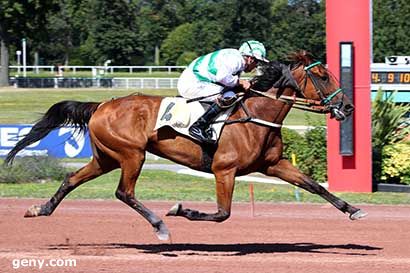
5 100 100 166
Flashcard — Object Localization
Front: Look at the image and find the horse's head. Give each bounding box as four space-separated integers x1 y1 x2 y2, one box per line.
286 50 354 121
252 50 354 121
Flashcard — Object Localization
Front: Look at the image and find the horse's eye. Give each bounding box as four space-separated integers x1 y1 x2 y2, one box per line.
321 75 329 81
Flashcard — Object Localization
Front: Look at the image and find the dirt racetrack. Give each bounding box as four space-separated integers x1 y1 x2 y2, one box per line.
0 198 409 273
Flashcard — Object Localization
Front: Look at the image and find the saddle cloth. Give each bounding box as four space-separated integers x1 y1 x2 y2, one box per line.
154 97 234 143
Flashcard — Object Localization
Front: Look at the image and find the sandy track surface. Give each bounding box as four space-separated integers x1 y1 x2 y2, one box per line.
1 198 409 273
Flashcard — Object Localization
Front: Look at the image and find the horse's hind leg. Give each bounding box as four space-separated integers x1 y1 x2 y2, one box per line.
167 169 236 222
264 159 367 220
24 155 117 217
114 152 170 241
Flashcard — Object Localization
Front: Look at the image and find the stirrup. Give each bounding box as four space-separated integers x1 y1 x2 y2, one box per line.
189 126 216 144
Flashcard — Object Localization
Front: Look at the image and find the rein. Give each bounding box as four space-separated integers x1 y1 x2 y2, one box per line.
203 60 343 129
250 88 327 113
211 96 283 129
249 60 344 114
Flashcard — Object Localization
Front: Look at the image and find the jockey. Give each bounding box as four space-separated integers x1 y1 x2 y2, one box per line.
177 40 269 144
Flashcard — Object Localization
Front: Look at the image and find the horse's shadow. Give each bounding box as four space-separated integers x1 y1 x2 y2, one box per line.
48 242 382 257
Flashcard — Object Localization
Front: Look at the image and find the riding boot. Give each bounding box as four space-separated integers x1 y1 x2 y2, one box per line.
189 102 223 144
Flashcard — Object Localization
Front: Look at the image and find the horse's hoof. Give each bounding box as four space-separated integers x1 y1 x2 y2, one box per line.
24 205 42 217
156 230 170 241
349 209 368 220
154 221 170 241
166 203 182 217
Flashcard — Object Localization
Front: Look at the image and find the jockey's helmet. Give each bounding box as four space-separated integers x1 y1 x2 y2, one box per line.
239 40 268 63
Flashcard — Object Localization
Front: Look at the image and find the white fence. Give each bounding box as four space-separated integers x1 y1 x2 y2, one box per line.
113 78 179 89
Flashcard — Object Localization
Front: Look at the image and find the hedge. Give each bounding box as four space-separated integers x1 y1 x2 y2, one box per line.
0 156 67 183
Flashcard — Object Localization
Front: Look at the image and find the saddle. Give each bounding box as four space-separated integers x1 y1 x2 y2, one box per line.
154 97 235 143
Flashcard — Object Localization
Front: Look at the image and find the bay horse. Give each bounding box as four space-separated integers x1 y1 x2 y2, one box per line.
5 51 365 241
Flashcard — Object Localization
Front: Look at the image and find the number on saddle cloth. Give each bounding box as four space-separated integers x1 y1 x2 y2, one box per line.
156 98 192 129
160 102 175 121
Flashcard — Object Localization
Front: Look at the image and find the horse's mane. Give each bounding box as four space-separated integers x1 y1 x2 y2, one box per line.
251 61 283 91
251 50 316 92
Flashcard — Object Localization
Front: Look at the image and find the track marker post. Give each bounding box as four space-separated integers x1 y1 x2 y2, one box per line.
249 183 255 217
291 153 301 202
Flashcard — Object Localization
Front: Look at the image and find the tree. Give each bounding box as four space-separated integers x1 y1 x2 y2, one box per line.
136 0 185 64
85 0 141 65
160 23 196 65
160 19 227 65
269 0 325 61
373 0 410 62
160 0 273 65
38 0 94 65
176 51 198 66
0 0 59 86
225 0 273 48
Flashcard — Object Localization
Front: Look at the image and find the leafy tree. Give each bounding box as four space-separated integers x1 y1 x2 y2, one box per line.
176 51 198 66
225 0 273 48
87 0 141 65
181 0 237 48
39 0 93 65
161 19 227 65
0 0 59 86
269 0 325 61
6 0 410 70
136 0 185 64
373 0 410 62
193 20 225 54
161 0 274 65
160 23 196 65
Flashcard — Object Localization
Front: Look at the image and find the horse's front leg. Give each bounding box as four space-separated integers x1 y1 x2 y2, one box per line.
167 169 236 222
115 153 170 241
264 159 367 220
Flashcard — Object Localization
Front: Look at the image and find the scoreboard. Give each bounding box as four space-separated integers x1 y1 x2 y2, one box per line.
372 71 410 84
371 63 410 102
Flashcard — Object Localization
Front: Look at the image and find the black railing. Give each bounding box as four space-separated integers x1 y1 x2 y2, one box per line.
13 77 113 88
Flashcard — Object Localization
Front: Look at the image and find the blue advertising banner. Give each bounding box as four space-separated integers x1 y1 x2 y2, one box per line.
0 125 92 158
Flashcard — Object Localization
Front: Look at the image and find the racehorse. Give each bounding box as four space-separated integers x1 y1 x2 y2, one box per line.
5 50 365 241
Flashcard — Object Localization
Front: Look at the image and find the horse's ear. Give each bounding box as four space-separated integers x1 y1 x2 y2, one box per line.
287 50 315 66
301 50 317 64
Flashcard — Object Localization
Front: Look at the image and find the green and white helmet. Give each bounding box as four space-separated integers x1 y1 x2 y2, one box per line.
239 40 268 62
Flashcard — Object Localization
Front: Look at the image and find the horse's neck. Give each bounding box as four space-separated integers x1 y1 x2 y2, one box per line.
243 88 293 125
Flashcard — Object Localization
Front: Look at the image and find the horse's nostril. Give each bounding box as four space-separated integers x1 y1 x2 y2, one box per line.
344 104 354 112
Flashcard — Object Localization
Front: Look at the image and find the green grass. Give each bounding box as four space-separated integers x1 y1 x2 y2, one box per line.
0 88 177 124
0 88 325 125
0 170 409 204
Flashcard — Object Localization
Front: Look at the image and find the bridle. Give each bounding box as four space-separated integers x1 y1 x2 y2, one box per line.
299 61 344 107
251 61 347 115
